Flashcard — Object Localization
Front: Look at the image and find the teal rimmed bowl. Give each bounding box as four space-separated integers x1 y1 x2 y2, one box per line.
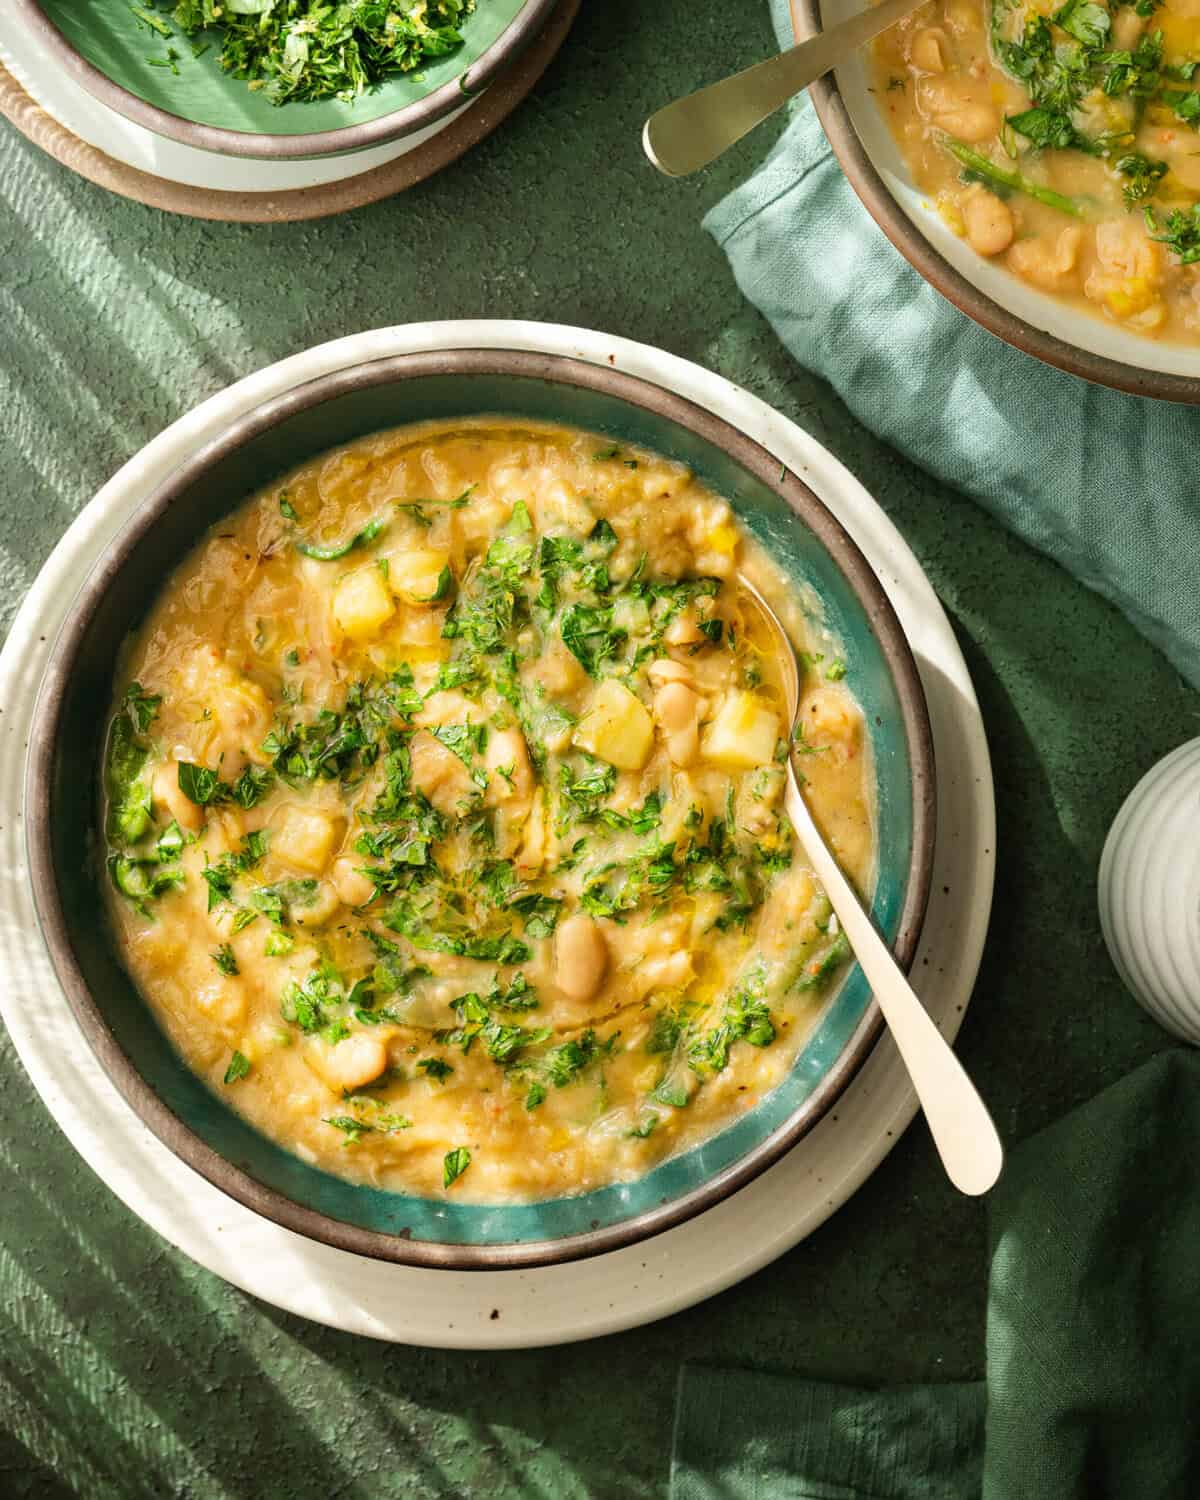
25 348 935 1270
17 0 559 160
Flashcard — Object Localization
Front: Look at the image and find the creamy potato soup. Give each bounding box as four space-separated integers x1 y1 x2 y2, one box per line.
874 0 1200 340
101 419 874 1202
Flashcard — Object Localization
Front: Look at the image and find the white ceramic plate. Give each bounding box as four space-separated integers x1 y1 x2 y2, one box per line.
0 321 995 1348
0 14 472 192
808 0 1200 392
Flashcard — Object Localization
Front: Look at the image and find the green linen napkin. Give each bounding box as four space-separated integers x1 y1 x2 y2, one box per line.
670 1050 1200 1499
704 0 1200 690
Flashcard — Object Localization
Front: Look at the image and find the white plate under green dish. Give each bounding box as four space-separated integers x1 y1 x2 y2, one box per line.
0 321 995 1346
0 13 472 193
19 0 557 159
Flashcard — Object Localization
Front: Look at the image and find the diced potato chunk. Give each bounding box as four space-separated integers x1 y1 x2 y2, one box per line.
272 807 340 875
700 692 780 771
333 567 395 641
386 548 451 606
573 680 654 771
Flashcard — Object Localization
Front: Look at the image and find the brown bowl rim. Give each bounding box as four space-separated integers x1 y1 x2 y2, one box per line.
15 0 562 160
25 345 936 1271
794 0 1200 404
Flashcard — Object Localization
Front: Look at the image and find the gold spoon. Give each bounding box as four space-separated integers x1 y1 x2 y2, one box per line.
643 0 923 177
739 576 1004 1196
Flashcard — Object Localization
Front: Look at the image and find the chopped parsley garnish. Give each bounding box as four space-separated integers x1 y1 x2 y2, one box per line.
325 1107 412 1145
980 1 1184 210
418 1058 454 1083
178 761 274 810
223 1050 251 1085
396 486 475 528
431 720 487 767
281 964 369 1042
201 831 268 912
687 978 776 1079
651 1077 692 1109
443 1146 472 1188
516 1029 616 1106
123 682 162 735
436 981 549 1063
106 684 160 845
212 944 239 977
559 602 626 678
252 877 320 927
1118 153 1169 205
558 759 618 821
168 0 477 108
1147 203 1200 263
108 853 186 916
293 514 388 561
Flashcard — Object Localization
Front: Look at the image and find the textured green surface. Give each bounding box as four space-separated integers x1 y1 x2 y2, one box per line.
0 2 1196 1496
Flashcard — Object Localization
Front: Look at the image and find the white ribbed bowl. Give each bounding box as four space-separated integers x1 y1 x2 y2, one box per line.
1099 739 1200 1044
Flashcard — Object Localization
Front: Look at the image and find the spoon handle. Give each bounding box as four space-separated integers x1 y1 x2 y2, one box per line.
783 769 1004 1196
643 0 920 177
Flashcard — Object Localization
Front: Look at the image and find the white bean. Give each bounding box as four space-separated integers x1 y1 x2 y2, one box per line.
963 190 1014 256
555 914 608 1004
321 1032 389 1092
332 857 376 909
484 727 534 806
653 680 700 767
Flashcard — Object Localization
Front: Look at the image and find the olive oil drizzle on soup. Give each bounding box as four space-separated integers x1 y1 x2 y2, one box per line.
873 0 1200 341
102 420 874 1203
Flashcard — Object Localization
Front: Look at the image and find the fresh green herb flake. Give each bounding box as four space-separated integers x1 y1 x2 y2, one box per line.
443 1146 472 1188
223 1050 251 1085
212 944 239 977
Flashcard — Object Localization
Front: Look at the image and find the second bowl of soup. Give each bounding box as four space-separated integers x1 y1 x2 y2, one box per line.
796 0 1200 398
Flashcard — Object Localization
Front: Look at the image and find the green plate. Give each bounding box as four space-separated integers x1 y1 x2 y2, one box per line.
23 0 548 158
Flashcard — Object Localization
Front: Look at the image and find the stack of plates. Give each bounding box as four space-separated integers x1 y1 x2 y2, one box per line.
0 0 577 220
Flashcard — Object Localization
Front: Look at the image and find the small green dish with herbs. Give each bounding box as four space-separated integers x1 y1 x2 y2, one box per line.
22 0 552 158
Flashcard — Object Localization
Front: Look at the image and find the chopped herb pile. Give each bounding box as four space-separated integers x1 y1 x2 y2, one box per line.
966 0 1200 224
134 1 477 107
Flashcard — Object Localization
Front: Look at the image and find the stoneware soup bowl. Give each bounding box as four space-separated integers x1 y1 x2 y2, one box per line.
793 0 1200 401
26 349 935 1270
17 0 560 160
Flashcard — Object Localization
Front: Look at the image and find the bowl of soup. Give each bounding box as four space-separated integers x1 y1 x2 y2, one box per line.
16 0 560 159
25 347 935 1268
795 0 1200 399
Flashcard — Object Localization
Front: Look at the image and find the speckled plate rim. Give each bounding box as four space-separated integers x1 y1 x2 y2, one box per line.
793 0 1200 404
16 0 562 160
24 346 935 1273
0 321 994 1345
